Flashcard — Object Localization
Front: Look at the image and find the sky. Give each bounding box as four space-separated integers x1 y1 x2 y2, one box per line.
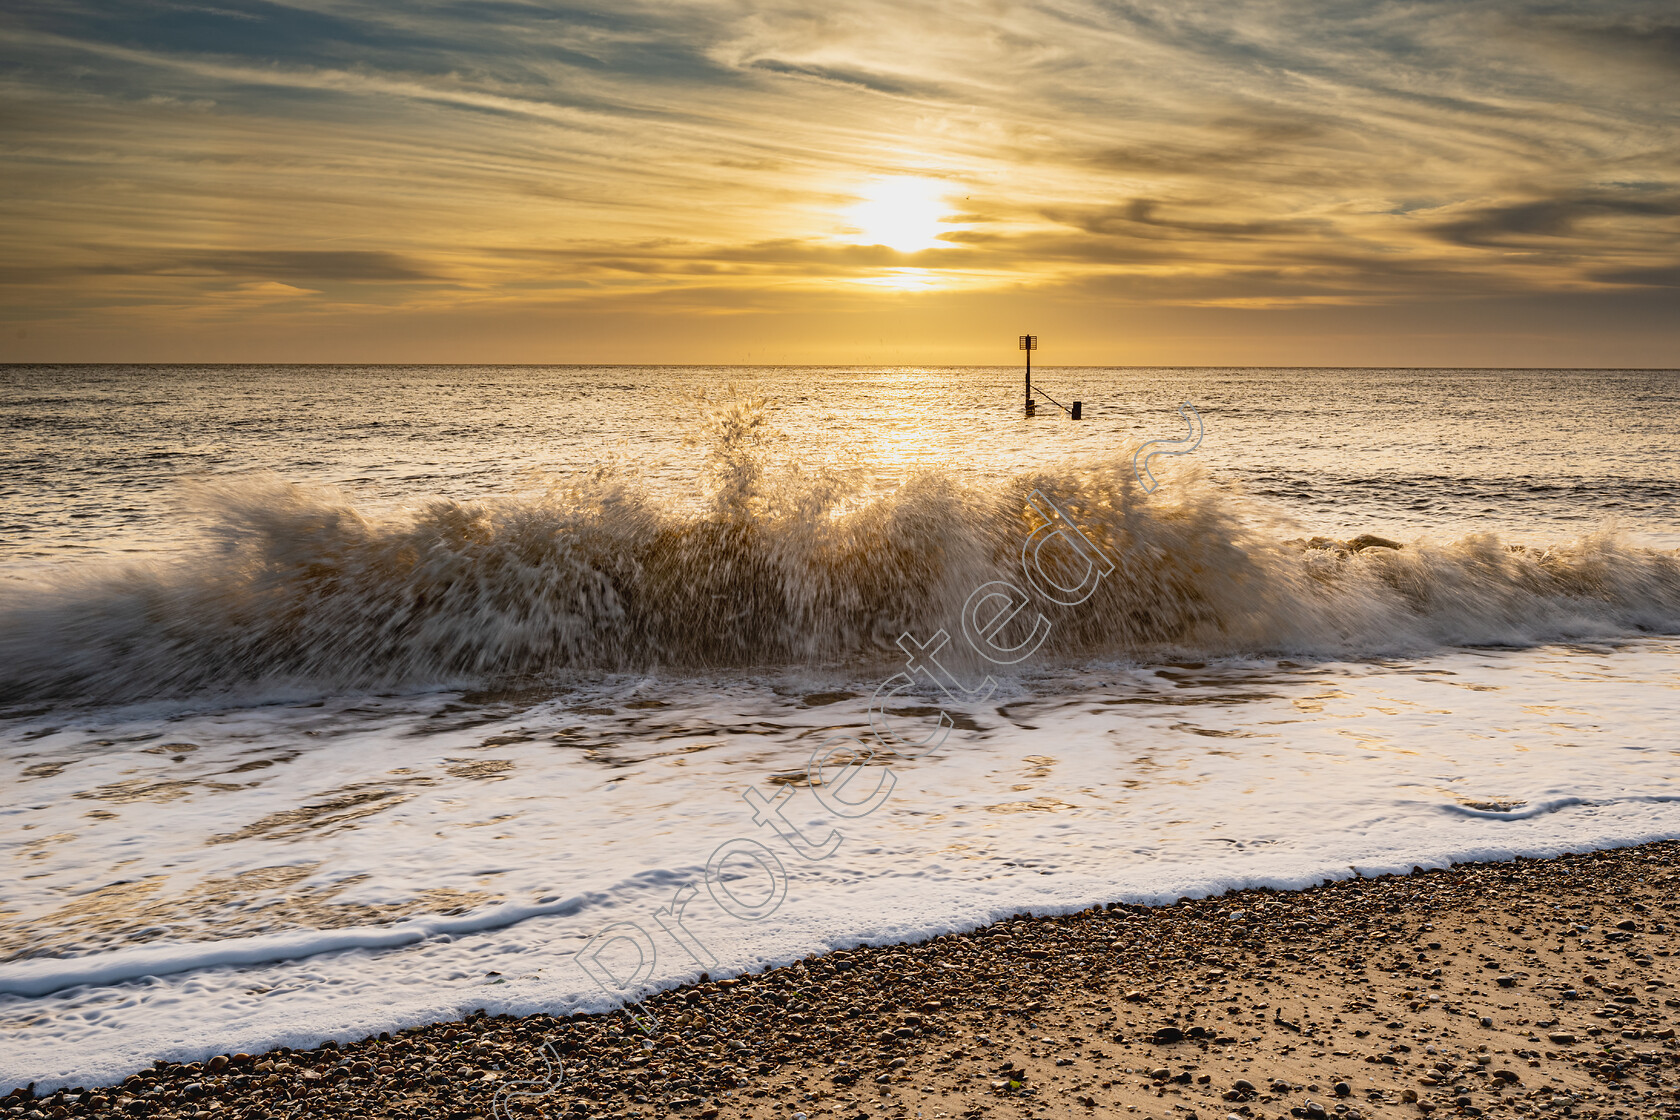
1 0 1676 366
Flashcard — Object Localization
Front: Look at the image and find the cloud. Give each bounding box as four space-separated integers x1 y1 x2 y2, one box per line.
1590 264 1680 287
143 250 437 282
1 0 1677 359
1043 199 1327 242
744 58 949 99
214 280 320 301
0 251 437 285
166 251 436 282
1426 194 1680 248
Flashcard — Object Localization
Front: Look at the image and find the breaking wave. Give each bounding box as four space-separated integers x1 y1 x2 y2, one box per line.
3 395 1678 703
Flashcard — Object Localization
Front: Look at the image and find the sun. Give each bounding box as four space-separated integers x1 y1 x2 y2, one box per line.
845 178 951 253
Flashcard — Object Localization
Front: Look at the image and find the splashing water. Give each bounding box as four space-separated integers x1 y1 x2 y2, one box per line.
2 391 1676 704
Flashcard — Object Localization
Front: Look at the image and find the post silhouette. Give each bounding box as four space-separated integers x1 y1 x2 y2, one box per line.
1019 334 1037 415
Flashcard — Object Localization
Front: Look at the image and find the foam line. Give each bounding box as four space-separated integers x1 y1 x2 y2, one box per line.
1439 796 1592 820
0 894 590 999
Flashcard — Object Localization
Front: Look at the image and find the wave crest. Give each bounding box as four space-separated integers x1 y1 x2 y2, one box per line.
3 396 1678 702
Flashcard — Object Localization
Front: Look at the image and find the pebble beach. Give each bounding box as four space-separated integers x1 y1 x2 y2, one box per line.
12 841 1680 1120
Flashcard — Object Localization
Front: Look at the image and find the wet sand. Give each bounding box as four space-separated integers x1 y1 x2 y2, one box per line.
11 841 1680 1120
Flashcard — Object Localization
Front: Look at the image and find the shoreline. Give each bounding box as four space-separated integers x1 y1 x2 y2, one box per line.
9 841 1680 1120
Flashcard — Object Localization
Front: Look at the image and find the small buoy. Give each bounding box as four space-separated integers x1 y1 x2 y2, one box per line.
1071 401 1082 420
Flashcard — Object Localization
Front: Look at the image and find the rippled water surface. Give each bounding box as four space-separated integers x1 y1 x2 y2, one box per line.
4 365 1677 573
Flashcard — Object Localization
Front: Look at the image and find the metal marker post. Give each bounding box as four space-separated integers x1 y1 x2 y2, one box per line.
1019 334 1037 415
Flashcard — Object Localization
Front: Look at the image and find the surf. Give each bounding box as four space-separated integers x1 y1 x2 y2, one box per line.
2 395 1677 705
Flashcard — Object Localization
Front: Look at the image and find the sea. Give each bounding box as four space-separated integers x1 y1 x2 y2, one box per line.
2 364 1678 1093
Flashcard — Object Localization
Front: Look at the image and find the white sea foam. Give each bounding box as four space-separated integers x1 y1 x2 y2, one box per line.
3 638 1678 1091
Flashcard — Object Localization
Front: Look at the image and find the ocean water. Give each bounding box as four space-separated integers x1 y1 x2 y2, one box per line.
2 364 1678 1092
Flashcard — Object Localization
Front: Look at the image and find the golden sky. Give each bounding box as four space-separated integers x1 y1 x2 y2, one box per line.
1 1 1677 365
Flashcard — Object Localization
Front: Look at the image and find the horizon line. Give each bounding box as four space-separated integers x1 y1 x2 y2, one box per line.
3 362 1676 372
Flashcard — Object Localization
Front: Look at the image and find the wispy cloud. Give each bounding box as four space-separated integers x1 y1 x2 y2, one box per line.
1427 193 1680 249
1 0 1676 362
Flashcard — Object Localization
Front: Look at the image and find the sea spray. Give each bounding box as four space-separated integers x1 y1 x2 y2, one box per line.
2 395 1677 704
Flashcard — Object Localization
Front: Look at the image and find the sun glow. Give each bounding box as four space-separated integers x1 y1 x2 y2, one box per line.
845 178 951 253
854 268 942 290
